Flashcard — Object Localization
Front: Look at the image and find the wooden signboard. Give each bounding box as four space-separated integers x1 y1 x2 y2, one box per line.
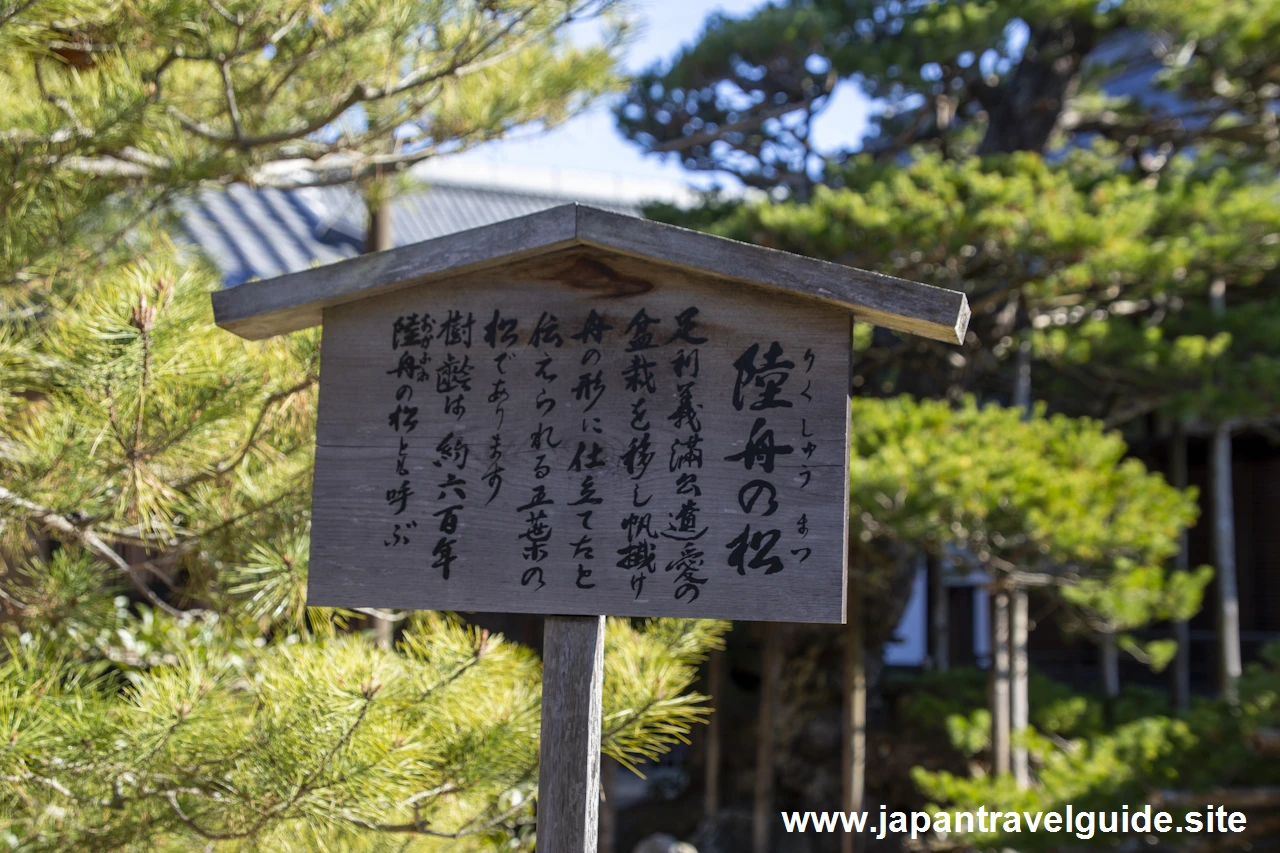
212 204 969 851
310 259 851 622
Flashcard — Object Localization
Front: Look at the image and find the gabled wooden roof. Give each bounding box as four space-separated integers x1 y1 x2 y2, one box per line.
211 203 970 344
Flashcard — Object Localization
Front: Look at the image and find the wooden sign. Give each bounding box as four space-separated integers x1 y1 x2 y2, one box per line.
213 204 970 625
310 258 851 622
212 204 970 853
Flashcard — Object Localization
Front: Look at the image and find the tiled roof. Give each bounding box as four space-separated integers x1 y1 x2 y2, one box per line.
178 177 645 287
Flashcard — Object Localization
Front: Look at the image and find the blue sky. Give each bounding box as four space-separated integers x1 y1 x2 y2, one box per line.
448 0 874 188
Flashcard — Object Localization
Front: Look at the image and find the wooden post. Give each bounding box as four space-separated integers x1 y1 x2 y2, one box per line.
753 623 782 853
841 577 866 853
539 615 606 853
704 647 724 820
1010 588 1029 789
928 553 948 672
1170 422 1191 714
990 588 1011 777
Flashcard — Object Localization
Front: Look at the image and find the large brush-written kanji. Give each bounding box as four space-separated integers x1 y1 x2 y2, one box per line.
310 268 849 621
213 204 970 624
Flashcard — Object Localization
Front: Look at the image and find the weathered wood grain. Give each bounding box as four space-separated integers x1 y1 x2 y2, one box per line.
537 615 605 853
212 204 969 345
574 206 970 345
307 256 850 622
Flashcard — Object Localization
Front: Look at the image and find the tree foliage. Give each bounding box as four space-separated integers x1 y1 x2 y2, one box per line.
0 233 728 849
908 648 1280 851
649 150 1280 423
848 396 1209 664
0 2 731 849
617 0 1280 189
1 609 725 850
629 0 1280 427
3 0 628 288
622 0 1280 834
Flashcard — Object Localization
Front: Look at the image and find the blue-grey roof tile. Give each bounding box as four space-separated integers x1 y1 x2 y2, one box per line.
181 180 641 286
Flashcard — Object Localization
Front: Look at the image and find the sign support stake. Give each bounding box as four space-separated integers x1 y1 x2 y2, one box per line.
209 203 970 846
538 614 606 852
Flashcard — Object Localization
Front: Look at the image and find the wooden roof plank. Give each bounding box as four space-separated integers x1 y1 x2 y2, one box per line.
212 203 970 344
573 205 969 344
212 205 578 339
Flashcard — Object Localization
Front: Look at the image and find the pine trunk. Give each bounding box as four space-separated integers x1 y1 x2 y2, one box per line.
365 190 393 253
929 553 949 672
1212 423 1242 705
1100 631 1120 698
1008 337 1032 786
1209 281 1242 706
373 615 393 650
1011 588 1030 789
753 624 782 853
1170 423 1191 714
990 588 1012 777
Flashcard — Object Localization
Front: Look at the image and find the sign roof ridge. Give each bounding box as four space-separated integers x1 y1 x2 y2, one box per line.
212 202 969 344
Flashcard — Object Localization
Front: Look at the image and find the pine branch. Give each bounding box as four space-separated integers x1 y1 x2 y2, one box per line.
352 607 409 623
0 0 40 30
1 771 78 801
218 61 247 145
161 687 380 840
172 374 317 493
202 0 240 26
162 3 553 151
0 584 31 611
194 479 308 540
285 686 380 805
415 633 490 700
0 485 200 618
163 790 248 841
648 97 819 155
337 774 534 838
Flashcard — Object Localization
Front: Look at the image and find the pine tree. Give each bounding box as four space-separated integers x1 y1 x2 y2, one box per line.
617 0 1279 184
846 396 1208 777
3 0 628 288
620 0 1280 708
616 1 1280 837
1 3 729 849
